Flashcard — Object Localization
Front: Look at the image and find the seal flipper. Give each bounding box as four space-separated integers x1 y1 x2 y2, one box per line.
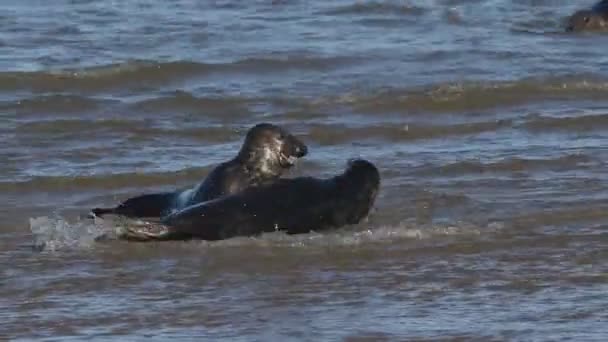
90 207 115 217
90 192 176 219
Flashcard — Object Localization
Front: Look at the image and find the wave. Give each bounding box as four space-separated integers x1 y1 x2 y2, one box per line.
16 118 142 134
206 221 488 249
523 113 608 132
227 54 358 72
322 2 427 16
1 166 212 193
509 204 608 229
0 60 208 93
16 118 241 142
5 72 606 115
29 214 491 252
0 55 356 93
326 75 608 114
415 154 593 176
128 90 252 117
0 94 115 115
303 120 512 144
5 91 253 118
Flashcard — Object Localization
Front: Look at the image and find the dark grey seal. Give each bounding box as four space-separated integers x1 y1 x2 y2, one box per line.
566 0 608 32
120 158 381 242
91 123 308 219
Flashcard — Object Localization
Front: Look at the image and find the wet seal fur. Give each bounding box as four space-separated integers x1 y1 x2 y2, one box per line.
90 123 308 219
566 0 608 32
120 158 381 242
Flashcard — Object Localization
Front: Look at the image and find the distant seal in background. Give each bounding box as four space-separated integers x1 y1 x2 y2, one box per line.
120 158 381 242
90 123 308 219
566 0 608 32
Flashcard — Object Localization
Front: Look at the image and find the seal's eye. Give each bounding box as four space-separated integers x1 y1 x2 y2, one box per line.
584 16 590 23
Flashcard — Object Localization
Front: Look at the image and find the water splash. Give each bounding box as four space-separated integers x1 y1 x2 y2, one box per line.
28 211 500 252
197 220 496 249
29 213 116 252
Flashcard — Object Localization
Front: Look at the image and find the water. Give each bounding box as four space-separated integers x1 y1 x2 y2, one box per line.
2 0 608 340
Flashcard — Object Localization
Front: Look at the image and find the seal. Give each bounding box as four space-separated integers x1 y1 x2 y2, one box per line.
90 123 308 219
119 158 380 242
566 0 608 32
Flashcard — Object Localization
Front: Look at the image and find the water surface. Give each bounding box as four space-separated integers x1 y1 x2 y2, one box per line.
2 0 608 340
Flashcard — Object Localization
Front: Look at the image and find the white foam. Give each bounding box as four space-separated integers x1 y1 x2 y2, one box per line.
28 213 503 251
29 214 118 252
199 220 500 249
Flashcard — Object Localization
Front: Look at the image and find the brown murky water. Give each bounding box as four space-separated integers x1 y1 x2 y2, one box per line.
2 0 608 340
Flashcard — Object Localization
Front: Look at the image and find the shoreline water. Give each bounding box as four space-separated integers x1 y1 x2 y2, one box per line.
2 0 608 340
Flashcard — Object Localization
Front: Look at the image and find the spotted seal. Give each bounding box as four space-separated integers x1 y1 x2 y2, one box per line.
91 123 308 219
120 158 381 241
566 0 608 32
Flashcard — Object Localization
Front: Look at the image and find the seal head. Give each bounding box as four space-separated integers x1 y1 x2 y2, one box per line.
237 123 308 178
566 0 608 32
566 10 608 31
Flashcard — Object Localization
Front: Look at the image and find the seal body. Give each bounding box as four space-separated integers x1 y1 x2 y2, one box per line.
566 0 608 32
91 123 308 219
121 159 381 242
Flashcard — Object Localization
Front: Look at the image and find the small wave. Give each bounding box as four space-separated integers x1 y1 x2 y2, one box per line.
510 205 608 229
329 75 608 114
128 91 252 117
126 126 243 143
523 113 608 132
0 166 212 193
510 21 565 36
16 118 142 135
416 154 593 176
228 54 358 72
16 118 241 143
182 220 491 250
1 94 113 115
0 55 356 93
0 60 209 93
292 221 487 247
304 121 511 145
323 2 427 16
29 214 494 251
